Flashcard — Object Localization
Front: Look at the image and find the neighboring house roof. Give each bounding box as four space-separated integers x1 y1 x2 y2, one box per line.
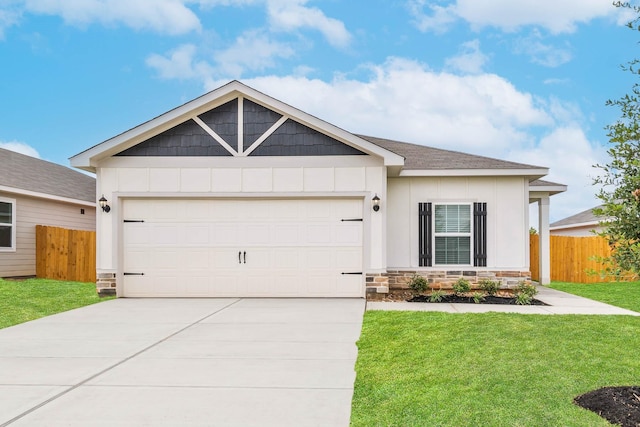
550 205 605 230
0 148 96 204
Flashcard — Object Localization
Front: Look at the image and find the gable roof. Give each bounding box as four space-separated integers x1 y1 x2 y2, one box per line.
550 205 604 229
70 80 404 171
0 148 95 204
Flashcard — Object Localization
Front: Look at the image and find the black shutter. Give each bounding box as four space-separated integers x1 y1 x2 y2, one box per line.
419 202 432 267
474 202 487 267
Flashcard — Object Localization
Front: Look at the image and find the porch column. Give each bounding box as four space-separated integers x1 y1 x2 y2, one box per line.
538 196 551 285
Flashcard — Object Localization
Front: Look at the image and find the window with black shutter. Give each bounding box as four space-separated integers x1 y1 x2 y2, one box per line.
419 202 487 267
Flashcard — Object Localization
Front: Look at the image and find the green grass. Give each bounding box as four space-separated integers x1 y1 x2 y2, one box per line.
351 311 640 426
549 281 640 313
0 278 113 329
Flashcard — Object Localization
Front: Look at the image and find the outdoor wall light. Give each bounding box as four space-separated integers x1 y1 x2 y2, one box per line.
99 195 111 213
372 194 381 212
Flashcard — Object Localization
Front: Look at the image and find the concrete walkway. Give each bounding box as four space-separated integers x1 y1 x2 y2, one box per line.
367 285 640 315
0 298 365 427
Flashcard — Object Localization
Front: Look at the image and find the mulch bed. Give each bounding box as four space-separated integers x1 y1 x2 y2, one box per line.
575 386 640 427
407 294 548 305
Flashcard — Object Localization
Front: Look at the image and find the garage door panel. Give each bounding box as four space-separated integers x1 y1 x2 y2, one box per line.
122 198 364 297
185 226 210 245
186 277 210 296
210 224 240 246
244 225 270 245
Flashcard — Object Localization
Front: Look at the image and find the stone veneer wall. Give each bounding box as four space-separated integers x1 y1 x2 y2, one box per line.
96 272 117 296
366 270 531 298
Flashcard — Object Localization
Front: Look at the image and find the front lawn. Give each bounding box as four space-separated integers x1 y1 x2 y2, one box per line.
0 278 112 329
351 311 640 426
549 281 640 313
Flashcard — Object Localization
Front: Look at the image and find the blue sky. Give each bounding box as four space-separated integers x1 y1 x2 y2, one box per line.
0 0 637 222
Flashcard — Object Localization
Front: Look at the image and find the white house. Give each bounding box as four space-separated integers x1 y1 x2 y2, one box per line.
70 81 565 297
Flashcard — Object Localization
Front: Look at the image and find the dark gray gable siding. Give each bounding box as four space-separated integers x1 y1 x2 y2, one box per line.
197 99 238 151
250 119 366 156
116 119 232 156
243 99 283 146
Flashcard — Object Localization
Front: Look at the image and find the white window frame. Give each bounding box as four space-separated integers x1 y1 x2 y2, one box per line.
432 202 473 267
0 197 16 252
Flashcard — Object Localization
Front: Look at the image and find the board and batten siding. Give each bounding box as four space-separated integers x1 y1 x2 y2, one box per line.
386 176 529 270
0 192 96 277
95 155 387 276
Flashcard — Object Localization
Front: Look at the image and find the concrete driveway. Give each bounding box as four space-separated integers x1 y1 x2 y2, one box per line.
0 298 365 426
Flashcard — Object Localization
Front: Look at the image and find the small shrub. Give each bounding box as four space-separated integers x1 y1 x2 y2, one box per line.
479 278 500 296
429 289 446 302
452 278 471 296
408 274 429 295
472 292 485 304
514 282 538 305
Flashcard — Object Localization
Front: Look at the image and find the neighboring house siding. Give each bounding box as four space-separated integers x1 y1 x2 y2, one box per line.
387 176 528 270
0 192 96 277
95 156 386 277
550 225 603 237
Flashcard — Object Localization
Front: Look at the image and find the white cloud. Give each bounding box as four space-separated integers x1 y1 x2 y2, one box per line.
22 0 202 35
407 0 457 33
409 0 614 34
0 141 41 158
147 31 294 81
214 29 295 77
266 0 351 47
445 39 489 74
513 30 572 67
0 6 21 39
146 44 212 81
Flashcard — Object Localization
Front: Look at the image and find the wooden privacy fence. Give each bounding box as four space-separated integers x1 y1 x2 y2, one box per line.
36 225 96 283
529 234 612 283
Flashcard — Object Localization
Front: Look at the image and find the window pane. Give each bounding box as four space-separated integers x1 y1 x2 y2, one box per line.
0 202 11 224
434 205 470 233
434 236 470 264
0 225 11 248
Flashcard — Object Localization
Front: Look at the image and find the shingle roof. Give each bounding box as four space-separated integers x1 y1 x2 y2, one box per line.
358 135 545 170
0 148 95 203
550 205 604 228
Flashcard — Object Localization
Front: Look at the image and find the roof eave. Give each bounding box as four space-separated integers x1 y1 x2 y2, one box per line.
0 184 96 207
399 168 549 178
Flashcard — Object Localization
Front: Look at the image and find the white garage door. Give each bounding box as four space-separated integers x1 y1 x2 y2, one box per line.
122 198 364 297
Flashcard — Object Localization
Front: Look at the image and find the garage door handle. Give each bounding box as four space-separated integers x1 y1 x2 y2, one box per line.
243 251 247 264
238 251 242 264
341 272 363 275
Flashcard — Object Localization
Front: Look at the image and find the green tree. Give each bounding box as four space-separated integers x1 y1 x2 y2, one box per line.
593 2 640 276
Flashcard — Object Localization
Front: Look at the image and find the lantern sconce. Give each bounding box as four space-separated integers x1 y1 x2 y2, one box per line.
99 195 111 213
372 194 381 212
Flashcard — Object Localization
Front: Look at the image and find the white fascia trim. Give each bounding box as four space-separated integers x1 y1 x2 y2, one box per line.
0 185 97 208
399 168 549 177
529 185 568 193
70 80 406 170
